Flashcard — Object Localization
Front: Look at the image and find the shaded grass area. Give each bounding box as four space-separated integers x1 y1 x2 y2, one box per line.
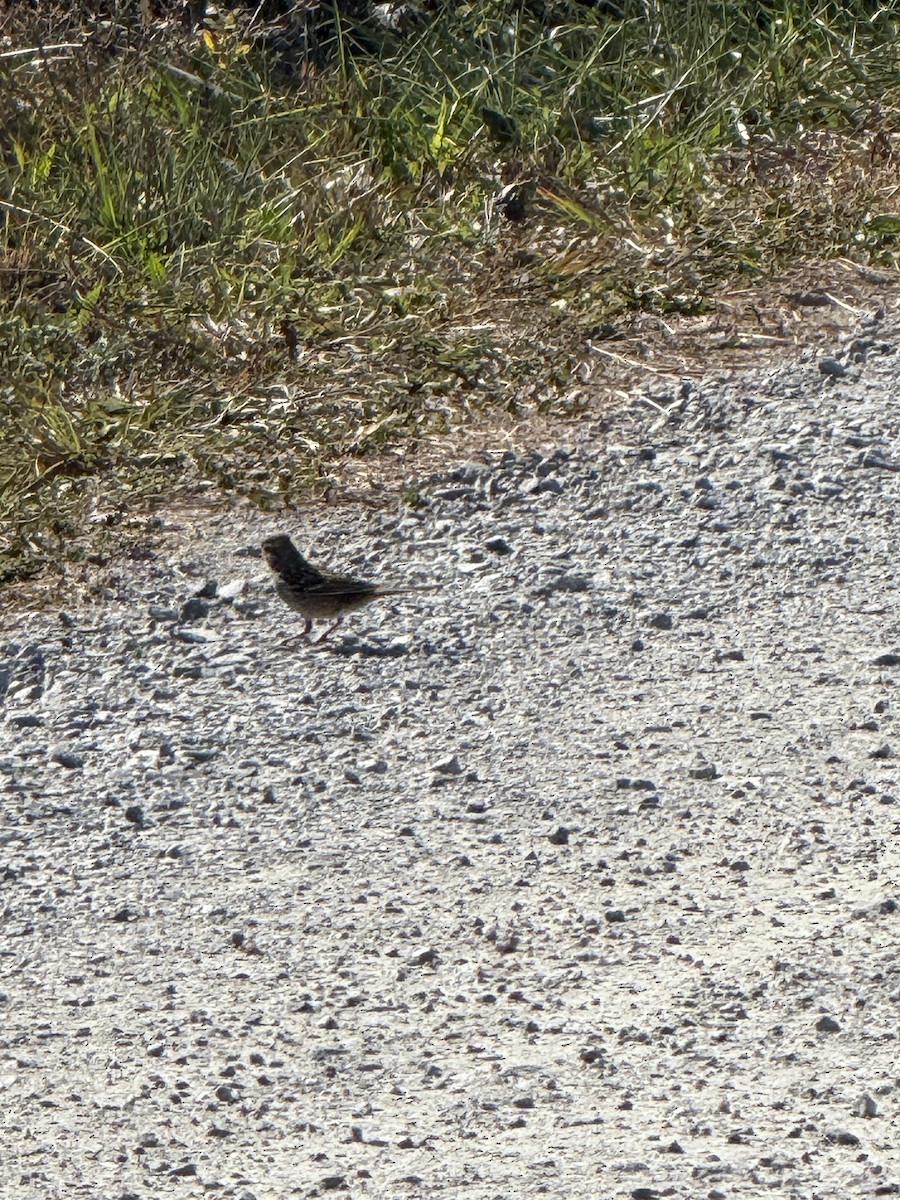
3 0 900 581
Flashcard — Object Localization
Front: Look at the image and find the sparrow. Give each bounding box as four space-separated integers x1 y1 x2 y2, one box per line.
262 533 430 643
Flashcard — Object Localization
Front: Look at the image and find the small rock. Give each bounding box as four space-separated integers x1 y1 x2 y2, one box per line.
690 764 718 781
184 747 218 763
52 749 84 769
816 1015 841 1033
649 613 673 630
857 1093 878 1118
544 573 591 595
412 948 439 968
485 536 512 555
173 664 204 679
529 477 564 495
180 598 210 623
432 755 463 776
819 357 847 378
825 1128 860 1146
174 628 217 644
149 606 179 622
218 579 247 601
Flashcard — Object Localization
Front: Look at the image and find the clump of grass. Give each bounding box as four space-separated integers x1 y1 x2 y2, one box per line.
2 0 900 581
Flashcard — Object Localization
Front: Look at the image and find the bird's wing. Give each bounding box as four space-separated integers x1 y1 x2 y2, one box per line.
308 577 377 596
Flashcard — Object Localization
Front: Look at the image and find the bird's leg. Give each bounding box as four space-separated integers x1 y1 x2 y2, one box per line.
313 617 343 645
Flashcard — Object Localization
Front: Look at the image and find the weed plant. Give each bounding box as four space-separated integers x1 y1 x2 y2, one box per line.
2 0 899 578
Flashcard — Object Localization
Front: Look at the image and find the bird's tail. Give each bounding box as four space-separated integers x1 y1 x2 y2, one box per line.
372 584 435 596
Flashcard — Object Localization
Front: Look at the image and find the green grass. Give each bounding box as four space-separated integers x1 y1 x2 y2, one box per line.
2 0 900 582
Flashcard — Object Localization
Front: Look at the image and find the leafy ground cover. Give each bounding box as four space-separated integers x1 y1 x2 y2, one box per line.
2 0 900 581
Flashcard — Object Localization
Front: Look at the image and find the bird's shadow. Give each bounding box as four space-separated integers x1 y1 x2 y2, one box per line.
273 635 409 659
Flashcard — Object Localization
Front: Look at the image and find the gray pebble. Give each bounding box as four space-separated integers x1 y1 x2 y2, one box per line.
432 755 463 776
689 764 718 781
857 1093 878 1118
530 477 564 495
149 606 179 622
819 357 847 378
51 749 84 769
180 597 210 622
816 1015 841 1033
824 1128 860 1146
542 573 590 595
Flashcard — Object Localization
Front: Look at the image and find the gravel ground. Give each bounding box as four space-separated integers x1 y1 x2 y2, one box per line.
3 291 900 1200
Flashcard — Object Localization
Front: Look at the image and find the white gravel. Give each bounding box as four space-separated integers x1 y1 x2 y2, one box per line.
2 292 900 1200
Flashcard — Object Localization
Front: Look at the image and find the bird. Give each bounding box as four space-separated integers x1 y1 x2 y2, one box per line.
262 533 431 644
